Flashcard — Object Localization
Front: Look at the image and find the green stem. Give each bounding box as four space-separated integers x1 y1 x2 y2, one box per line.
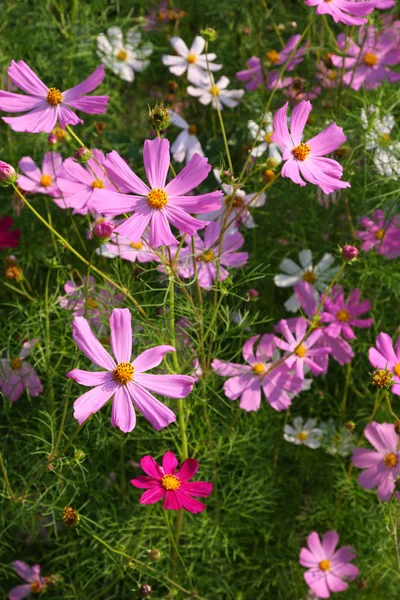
85 251 95 318
0 453 14 500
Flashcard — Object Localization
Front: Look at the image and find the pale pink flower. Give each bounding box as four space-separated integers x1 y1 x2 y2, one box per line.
162 36 221 84
368 332 400 395
187 75 245 110
0 340 43 403
304 0 373 26
17 152 63 196
98 233 157 263
8 561 46 600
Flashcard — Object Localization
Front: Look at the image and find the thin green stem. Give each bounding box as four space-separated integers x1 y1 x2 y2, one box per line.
0 453 14 500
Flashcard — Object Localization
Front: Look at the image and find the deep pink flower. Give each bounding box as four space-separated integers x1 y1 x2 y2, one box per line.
320 284 372 339
17 152 63 196
0 61 108 133
130 450 212 513
271 101 350 194
0 216 20 249
266 35 309 89
299 531 359 598
305 0 373 26
352 422 400 501
236 56 264 91
355 209 400 258
9 561 46 600
92 138 223 247
0 340 42 403
368 332 400 395
212 334 303 411
331 29 400 90
67 308 195 433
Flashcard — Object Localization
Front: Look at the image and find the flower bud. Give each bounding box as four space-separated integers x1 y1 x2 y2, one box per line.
263 169 276 183
73 148 92 164
200 27 218 42
149 548 160 561
335 145 350 158
139 584 152 597
341 245 358 261
62 506 80 527
249 288 259 299
74 448 86 462
220 169 235 185
149 104 170 131
345 421 355 432
0 161 17 186
48 133 58 145
91 221 115 241
266 157 279 169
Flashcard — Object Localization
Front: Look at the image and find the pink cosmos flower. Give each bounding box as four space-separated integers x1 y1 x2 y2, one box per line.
368 332 400 395
67 308 195 433
17 152 63 196
274 318 331 379
352 422 400 501
283 78 321 103
92 138 222 247
0 340 43 402
266 35 310 89
54 149 115 215
98 233 157 263
0 61 108 133
320 284 373 339
271 101 350 194
8 561 46 600
331 29 400 90
299 531 359 598
0 216 20 249
373 0 395 7
316 61 339 89
304 0 373 25
130 450 212 513
236 56 264 91
356 209 400 258
212 334 303 411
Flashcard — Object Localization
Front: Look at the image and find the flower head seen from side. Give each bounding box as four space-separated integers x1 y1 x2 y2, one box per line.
368 332 400 396
299 531 359 598
236 56 264 91
247 115 282 163
67 308 195 433
0 339 43 403
92 137 223 247
187 76 245 110
0 216 20 249
320 284 373 340
304 0 373 25
266 35 310 89
169 110 204 163
97 26 153 82
130 450 212 513
271 101 350 194
355 209 400 259
17 152 63 197
212 334 303 412
0 61 109 133
284 416 323 448
162 36 221 84
9 561 47 600
352 422 400 501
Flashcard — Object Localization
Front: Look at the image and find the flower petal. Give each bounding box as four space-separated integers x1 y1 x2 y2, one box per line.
110 308 132 363
143 137 170 189
111 384 136 432
132 345 176 373
73 380 118 424
72 316 116 370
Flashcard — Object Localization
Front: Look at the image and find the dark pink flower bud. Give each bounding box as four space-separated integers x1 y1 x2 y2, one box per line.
342 245 358 261
249 288 259 299
139 584 152 597
48 133 58 145
73 147 92 163
92 221 114 241
0 161 17 185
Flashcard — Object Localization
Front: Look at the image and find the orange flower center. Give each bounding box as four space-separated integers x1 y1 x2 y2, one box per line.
11 357 22 371
302 271 316 284
162 474 181 490
375 229 384 240
91 179 105 189
30 581 42 594
188 124 197 135
297 431 308 441
319 559 331 571
47 87 63 106
252 362 266 376
295 344 307 358
384 452 398 468
328 70 337 80
117 49 128 61
336 309 350 322
113 362 134 385
131 241 143 250
53 126 66 140
147 188 168 210
187 53 196 64
364 52 378 66
87 298 98 309
210 84 220 96
40 174 52 187
292 143 311 161
199 250 215 263
394 363 400 377
266 49 280 64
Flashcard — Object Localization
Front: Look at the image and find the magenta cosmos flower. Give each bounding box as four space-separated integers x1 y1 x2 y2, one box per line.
236 56 264 91
17 152 63 196
266 35 309 90
356 209 400 258
368 332 400 395
0 216 20 249
271 101 350 194
92 137 222 247
130 450 212 513
67 308 195 433
331 29 400 90
352 422 400 501
300 531 359 598
0 340 43 402
212 334 303 411
0 61 108 133
320 284 372 340
304 0 373 25
8 561 47 600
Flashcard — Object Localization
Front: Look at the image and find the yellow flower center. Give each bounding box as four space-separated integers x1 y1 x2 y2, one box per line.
266 49 280 64
264 132 273 143
30 582 42 594
117 49 128 61
131 241 143 250
188 124 197 135
87 298 98 309
295 344 307 358
384 452 398 468
187 53 196 64
375 229 384 240
380 133 391 146
147 188 168 210
224 194 245 208
161 474 181 490
297 431 308 441
11 357 22 371
91 179 105 189
47 87 63 106
113 362 134 385
199 250 215 262
210 84 220 96
53 126 66 141
263 169 276 182
364 52 378 66
40 174 52 187
252 362 266 376
302 271 316 284
319 560 331 571
328 70 337 80
371 368 391 388
292 143 311 161
336 309 350 322
394 363 400 377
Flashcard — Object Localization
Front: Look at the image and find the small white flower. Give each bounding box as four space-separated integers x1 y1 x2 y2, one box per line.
284 416 323 449
361 107 400 179
97 26 153 82
169 111 204 163
273 249 338 312
247 116 282 164
162 36 222 85
187 75 244 110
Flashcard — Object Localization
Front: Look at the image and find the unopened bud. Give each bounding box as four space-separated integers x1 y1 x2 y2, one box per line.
0 161 17 186
149 104 170 131
139 584 152 597
73 148 92 163
345 421 355 432
249 288 259 299
220 169 235 184
394 421 400 435
91 221 115 241
263 169 276 182
341 245 358 261
74 448 86 462
48 133 58 145
200 27 218 42
266 157 279 169
149 548 160 561
335 145 350 158
62 506 80 527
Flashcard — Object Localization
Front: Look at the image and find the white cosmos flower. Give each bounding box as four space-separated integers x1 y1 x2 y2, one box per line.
247 116 282 164
284 417 323 449
162 36 222 85
97 27 153 82
187 75 244 110
169 111 204 163
361 107 400 179
273 249 338 312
